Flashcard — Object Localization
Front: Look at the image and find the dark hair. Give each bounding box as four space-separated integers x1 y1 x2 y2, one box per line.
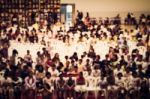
46 72 51 76
12 49 18 55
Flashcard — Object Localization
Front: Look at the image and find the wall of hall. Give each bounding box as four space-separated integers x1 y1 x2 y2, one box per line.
61 0 150 18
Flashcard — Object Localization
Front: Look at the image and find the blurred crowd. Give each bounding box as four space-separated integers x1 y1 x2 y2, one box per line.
0 11 150 99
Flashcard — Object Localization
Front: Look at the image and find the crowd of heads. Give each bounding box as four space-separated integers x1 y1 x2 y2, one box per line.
0 11 150 99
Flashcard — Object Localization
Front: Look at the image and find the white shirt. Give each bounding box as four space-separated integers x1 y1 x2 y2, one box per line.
25 76 36 89
12 77 22 84
92 69 101 77
43 77 54 92
1 77 12 85
48 68 60 77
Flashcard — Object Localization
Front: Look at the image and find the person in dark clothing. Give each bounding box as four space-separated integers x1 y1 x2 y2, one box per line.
66 76 75 99
57 75 65 99
36 80 44 99
29 32 35 43
145 47 150 62
88 45 96 59
139 79 149 99
117 87 127 99
12 75 22 99
76 72 86 99
145 64 150 78
0 43 8 58
107 70 115 85
93 55 102 69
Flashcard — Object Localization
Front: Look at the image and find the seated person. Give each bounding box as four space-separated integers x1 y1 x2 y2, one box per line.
48 65 59 79
56 75 65 99
75 72 86 98
91 66 101 87
36 80 44 99
35 64 45 80
66 76 75 99
76 72 86 85
69 66 79 77
43 72 54 99
24 73 36 99
12 75 22 99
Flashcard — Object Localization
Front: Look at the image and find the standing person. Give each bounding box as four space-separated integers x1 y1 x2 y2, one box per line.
9 49 18 69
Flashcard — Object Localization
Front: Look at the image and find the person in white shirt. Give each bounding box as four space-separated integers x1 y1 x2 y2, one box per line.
43 72 54 99
86 70 94 88
43 72 54 93
25 73 36 90
24 50 32 63
115 73 125 89
92 66 101 77
24 73 36 99
91 66 101 87
99 75 107 98
48 66 60 79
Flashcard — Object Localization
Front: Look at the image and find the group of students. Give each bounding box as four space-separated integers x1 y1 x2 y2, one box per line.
0 11 150 99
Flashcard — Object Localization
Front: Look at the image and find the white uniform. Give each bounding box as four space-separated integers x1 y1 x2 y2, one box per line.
25 76 36 90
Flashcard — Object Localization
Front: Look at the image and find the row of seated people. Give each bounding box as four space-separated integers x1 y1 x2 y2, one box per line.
0 67 150 99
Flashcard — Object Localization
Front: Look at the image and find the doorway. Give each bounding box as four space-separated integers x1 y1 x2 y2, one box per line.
61 4 75 27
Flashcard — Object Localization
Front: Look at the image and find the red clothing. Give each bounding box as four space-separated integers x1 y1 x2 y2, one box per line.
47 60 53 66
36 96 43 99
77 76 85 85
